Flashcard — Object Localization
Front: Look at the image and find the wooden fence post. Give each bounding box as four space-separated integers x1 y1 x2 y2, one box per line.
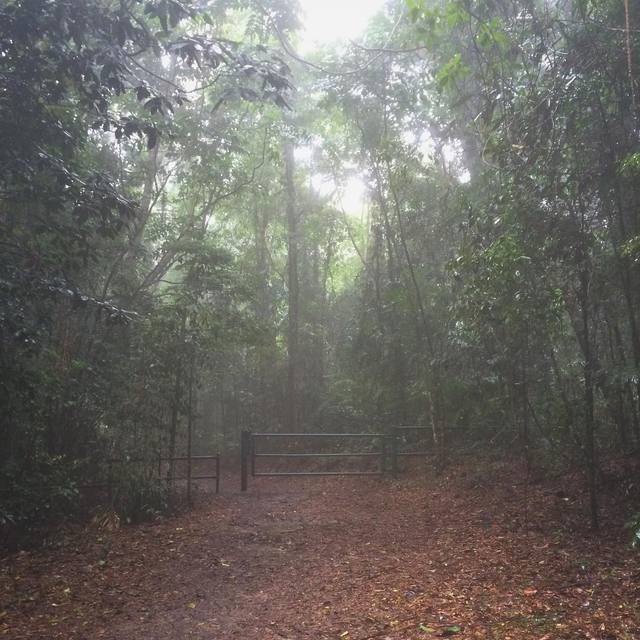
250 433 256 477
391 428 399 478
241 431 249 491
107 459 113 503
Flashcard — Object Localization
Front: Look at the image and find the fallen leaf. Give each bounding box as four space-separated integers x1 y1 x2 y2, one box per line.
440 625 461 636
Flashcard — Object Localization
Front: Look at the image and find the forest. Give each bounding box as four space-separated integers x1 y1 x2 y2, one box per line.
1 0 640 637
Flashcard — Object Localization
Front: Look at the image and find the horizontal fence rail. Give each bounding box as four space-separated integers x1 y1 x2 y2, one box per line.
251 433 388 438
241 431 388 490
254 452 382 457
240 429 433 490
240 426 497 489
80 453 220 496
252 472 383 477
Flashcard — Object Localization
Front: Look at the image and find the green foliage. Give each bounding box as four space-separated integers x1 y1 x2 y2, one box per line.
620 236 640 264
626 513 640 549
0 0 296 543
110 468 170 525
436 53 470 91
2 0 640 543
619 153 640 177
0 454 78 546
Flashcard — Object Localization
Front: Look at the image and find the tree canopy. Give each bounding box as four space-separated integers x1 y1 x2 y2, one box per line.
1 0 640 540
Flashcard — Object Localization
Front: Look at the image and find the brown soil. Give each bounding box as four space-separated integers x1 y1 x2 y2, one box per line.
2 461 640 639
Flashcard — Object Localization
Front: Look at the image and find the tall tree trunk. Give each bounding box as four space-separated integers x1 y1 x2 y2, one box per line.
580 269 599 531
284 141 299 431
168 311 186 484
521 324 531 480
186 345 195 505
253 201 273 428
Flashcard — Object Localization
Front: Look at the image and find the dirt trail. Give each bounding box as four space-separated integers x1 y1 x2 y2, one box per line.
2 466 640 639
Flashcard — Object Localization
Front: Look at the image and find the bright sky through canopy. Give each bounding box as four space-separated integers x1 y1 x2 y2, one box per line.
295 1 386 214
298 0 386 52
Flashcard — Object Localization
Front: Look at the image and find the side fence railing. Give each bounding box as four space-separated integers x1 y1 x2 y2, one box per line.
81 453 220 499
240 428 435 490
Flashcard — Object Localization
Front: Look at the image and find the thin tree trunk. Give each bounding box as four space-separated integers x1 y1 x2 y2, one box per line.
168 311 186 485
284 140 299 432
580 269 599 531
187 347 194 505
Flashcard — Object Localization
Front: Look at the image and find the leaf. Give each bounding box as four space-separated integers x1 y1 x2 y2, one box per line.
145 126 158 150
136 85 151 101
144 97 163 114
440 625 461 636
419 624 435 633
436 53 470 91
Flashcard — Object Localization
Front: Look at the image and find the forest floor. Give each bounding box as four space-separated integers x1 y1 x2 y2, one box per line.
1 459 640 640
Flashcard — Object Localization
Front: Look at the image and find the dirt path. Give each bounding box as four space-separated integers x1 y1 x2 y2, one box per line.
2 465 640 639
